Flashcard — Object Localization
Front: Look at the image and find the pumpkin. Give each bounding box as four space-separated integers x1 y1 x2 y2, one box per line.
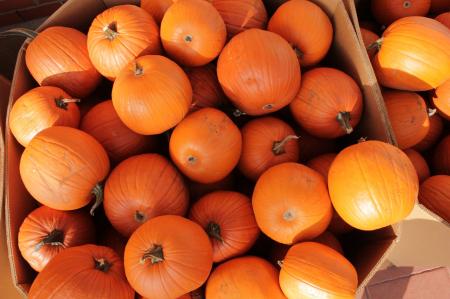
189 191 260 262
189 173 236 200
87 5 161 80
169 108 242 183
419 175 450 222
124 215 213 299
372 16 450 91
206 256 286 299
433 135 450 175
217 28 301 115
9 86 80 147
361 28 380 60
18 206 95 272
29 245 134 299
141 0 175 24
112 55 192 135
253 162 332 244
404 149 430 183
279 242 358 299
328 141 418 230
19 126 110 213
139 289 204 299
268 0 333 67
436 12 450 29
371 0 431 26
104 153 189 237
305 153 337 183
290 67 363 139
432 79 450 120
160 0 226 67
98 225 127 258
413 114 444 151
297 129 338 162
430 0 450 13
211 0 268 38
239 117 300 181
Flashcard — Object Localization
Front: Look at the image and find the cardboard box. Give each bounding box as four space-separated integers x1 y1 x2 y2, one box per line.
4 0 399 297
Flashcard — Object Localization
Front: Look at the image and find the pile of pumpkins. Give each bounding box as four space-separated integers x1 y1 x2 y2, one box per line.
7 0 450 298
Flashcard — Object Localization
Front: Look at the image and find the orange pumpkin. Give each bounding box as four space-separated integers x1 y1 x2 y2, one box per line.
404 149 430 183
419 175 450 222
306 153 337 183
29 245 134 299
160 0 226 66
373 16 450 91
253 162 332 244
104 154 188 237
279 242 358 299
169 108 242 184
413 113 444 151
25 26 101 98
328 141 418 230
112 55 192 135
430 0 450 13
20 126 110 213
9 86 80 147
290 67 363 138
432 79 450 120
268 0 333 67
217 28 301 115
139 289 204 299
433 134 450 175
371 0 431 26
436 12 450 29
141 0 175 24
239 117 300 181
124 215 213 299
361 28 380 60
189 173 236 200
87 5 161 80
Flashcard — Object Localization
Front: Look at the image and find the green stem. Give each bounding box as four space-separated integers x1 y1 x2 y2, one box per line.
0 28 38 39
34 229 64 252
336 111 354 134
272 135 300 155
55 98 81 110
140 245 164 264
206 222 224 243
90 183 104 216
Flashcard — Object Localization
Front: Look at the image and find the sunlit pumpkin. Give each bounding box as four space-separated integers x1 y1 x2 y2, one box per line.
360 28 380 60
419 175 450 222
433 134 450 175
404 149 430 183
371 0 431 26
436 12 450 29
432 79 450 120
141 0 175 24
413 114 444 152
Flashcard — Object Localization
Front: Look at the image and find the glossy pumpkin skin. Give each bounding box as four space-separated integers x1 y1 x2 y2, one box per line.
371 0 431 26
419 175 450 222
433 135 450 175
26 26 101 98
253 162 332 244
169 108 242 184
404 149 430 183
112 55 192 135
124 215 213 299
268 0 333 67
9 86 80 147
18 206 95 272
436 12 450 29
29 245 134 299
141 0 175 24
217 28 301 115
161 0 226 67
104 154 189 237
206 256 286 299
290 67 363 139
432 79 450 120
279 242 358 299
373 16 450 91
413 114 444 152
328 141 418 230
239 117 300 181
361 28 380 60
20 126 110 211
87 5 161 80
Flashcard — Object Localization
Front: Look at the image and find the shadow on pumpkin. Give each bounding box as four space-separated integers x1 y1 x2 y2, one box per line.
41 69 101 98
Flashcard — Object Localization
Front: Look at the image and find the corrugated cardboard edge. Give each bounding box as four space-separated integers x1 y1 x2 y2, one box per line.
0 76 9 225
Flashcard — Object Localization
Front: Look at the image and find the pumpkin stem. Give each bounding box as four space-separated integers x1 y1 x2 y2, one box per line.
140 245 164 265
403 1 411 8
90 183 104 216
34 229 64 252
94 258 112 273
184 34 193 43
187 155 197 164
55 97 81 110
367 38 383 51
336 111 353 134
134 211 147 223
358 137 368 143
428 108 437 117
293 46 304 59
206 222 224 243
133 61 144 76
232 109 246 117
0 28 38 39
272 135 300 155
103 22 118 41
262 103 274 111
277 260 284 268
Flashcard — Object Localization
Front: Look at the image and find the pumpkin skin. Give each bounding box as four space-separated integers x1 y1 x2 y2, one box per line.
169 108 242 184
419 175 450 222
206 256 286 299
290 67 363 139
9 86 80 147
253 162 332 244
404 149 430 183
297 129 338 162
268 0 333 67
29 245 134 299
124 215 213 299
87 5 161 80
436 12 450 29
373 16 450 91
18 206 95 272
141 0 175 24
217 28 301 115
279 242 358 299
360 28 380 60
25 26 101 98
432 79 450 120
413 114 444 151
104 153 189 237
161 0 226 67
112 55 192 135
20 126 110 212
371 0 431 26
430 0 450 13
433 135 450 175
328 141 418 231
239 117 300 181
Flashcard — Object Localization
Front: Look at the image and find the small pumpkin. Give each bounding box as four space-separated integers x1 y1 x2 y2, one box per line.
430 0 450 13
413 113 444 152
305 153 337 183
160 0 226 66
361 28 380 60
189 173 236 200
87 5 161 80
290 67 363 139
433 134 450 175
371 0 431 26
436 12 450 29
404 149 430 183
9 86 80 147
432 79 450 120
418 175 450 222
141 0 175 24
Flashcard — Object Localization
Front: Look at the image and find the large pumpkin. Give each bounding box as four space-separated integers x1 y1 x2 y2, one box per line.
29 245 134 299
432 79 450 120
124 215 213 299
413 114 444 151
87 5 161 80
169 108 242 183
404 149 430 183
360 28 380 60
268 0 333 67
436 12 450 29
371 0 431 26
328 141 418 230
217 28 301 115
418 175 450 222
290 67 363 138
104 154 189 237
160 0 226 66
112 55 192 135
20 126 110 213
433 134 450 175
9 86 80 147
141 0 175 24
372 16 450 91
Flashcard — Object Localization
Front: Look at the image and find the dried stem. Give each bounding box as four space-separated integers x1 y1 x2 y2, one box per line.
272 135 300 155
336 111 354 134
